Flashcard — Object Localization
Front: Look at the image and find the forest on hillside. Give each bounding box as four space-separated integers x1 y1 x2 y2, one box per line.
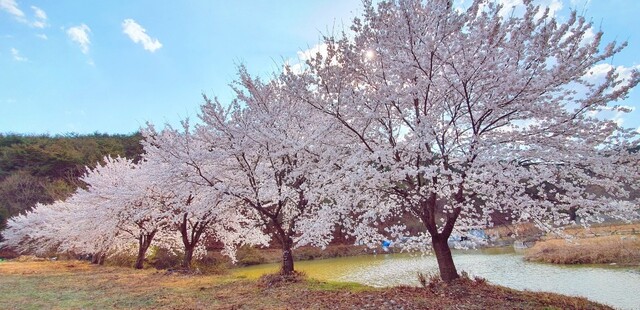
0 133 143 234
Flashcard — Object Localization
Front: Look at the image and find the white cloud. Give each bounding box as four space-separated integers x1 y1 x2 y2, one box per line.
36 33 47 40
583 63 640 127
285 43 330 74
581 27 595 46
297 43 328 62
31 5 45 19
0 1 49 28
546 0 563 17
122 19 162 52
0 0 25 21
67 24 91 54
10 47 27 61
30 5 47 28
585 63 640 92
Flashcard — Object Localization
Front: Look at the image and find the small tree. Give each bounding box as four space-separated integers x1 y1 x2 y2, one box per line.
0 201 71 256
80 156 172 269
286 0 640 282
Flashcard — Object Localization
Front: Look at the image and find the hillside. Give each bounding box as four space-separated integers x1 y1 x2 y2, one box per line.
0 133 144 236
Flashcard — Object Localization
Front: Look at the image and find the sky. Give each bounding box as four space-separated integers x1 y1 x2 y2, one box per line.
0 0 639 135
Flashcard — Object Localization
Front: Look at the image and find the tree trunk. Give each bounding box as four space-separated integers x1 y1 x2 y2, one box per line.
182 245 194 270
97 253 106 265
281 238 294 275
90 252 100 264
134 245 146 269
432 235 459 282
178 217 208 270
134 232 155 269
568 206 578 222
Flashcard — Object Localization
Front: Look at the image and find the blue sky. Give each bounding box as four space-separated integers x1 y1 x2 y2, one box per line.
0 0 639 135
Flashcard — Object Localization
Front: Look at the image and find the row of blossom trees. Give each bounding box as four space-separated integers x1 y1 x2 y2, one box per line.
2 0 640 281
1 155 267 269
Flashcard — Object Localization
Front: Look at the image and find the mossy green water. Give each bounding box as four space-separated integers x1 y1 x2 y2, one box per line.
232 253 388 280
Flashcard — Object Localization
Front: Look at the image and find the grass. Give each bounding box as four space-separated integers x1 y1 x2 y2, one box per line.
0 259 613 309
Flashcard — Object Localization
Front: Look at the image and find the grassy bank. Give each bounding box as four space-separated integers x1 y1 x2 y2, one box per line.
523 222 640 265
0 260 611 309
524 234 640 265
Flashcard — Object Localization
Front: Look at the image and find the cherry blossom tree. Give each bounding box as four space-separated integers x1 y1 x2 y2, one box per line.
284 0 640 281
64 189 120 264
143 122 271 270
79 156 174 269
145 67 350 275
141 149 268 270
0 201 71 256
0 190 131 264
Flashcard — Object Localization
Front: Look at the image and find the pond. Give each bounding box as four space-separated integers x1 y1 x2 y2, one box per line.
233 248 640 310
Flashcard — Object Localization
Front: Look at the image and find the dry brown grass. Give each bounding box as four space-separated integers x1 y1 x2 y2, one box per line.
559 222 640 238
525 234 640 265
0 260 613 309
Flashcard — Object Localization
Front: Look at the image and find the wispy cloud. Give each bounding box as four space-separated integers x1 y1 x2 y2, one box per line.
67 24 91 54
122 19 162 52
585 63 640 92
0 1 49 28
545 0 563 18
30 5 47 28
0 0 25 21
10 47 27 61
583 63 640 127
36 33 47 40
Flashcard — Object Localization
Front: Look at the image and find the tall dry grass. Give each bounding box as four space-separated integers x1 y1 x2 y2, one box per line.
524 235 640 265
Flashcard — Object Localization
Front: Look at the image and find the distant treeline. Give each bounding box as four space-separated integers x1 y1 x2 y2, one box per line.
0 133 144 232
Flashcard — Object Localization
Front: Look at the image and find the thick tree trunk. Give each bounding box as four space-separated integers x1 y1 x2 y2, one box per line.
432 235 459 282
134 246 146 269
281 238 294 275
182 245 195 270
178 216 208 270
134 232 155 269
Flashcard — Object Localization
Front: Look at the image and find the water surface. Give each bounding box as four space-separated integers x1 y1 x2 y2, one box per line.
233 248 640 309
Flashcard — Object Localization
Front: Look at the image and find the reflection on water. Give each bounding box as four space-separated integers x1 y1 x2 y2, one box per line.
233 254 387 281
233 248 640 310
